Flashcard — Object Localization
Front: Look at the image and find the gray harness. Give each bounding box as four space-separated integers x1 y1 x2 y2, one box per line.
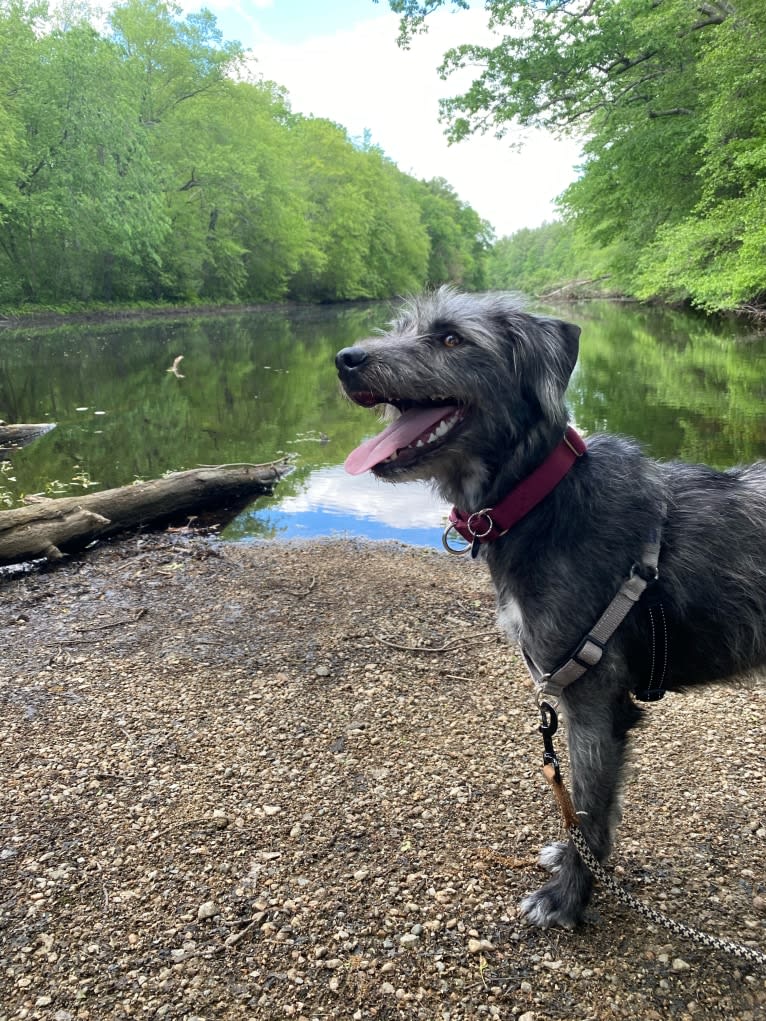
524 515 665 701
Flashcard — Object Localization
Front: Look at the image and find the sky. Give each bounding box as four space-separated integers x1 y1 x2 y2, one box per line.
179 0 582 238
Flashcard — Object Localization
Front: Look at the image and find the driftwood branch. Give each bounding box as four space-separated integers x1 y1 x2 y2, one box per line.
0 423 56 454
538 275 612 299
0 460 290 565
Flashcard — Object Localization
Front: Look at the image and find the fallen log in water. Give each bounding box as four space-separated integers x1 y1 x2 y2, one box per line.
0 423 56 455
0 460 290 565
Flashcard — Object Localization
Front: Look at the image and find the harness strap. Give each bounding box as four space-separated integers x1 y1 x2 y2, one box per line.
639 596 669 702
527 513 665 700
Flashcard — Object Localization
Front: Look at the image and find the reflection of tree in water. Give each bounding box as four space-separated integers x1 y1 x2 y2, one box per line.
0 306 383 508
565 302 766 467
1 302 764 515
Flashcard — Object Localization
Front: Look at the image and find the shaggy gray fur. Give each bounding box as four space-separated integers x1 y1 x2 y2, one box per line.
336 286 766 929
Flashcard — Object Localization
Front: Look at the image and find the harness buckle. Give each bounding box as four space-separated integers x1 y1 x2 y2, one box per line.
563 431 586 457
573 634 605 669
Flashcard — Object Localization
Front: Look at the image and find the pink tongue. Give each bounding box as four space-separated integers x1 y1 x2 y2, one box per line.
344 405 457 476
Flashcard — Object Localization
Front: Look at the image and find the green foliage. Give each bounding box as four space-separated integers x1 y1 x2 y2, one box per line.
0 8 165 303
0 0 490 308
413 177 494 289
487 220 617 297
286 118 429 302
389 0 766 312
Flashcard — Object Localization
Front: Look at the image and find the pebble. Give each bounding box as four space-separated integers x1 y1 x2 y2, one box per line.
467 938 494 954
9 540 766 1020
197 900 218 921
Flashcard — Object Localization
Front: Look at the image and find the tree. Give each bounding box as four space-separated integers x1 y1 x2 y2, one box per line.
287 118 431 302
109 0 243 125
146 78 312 301
0 0 491 308
487 220 614 295
387 0 725 138
384 0 766 311
0 7 165 303
413 177 493 289
632 0 766 309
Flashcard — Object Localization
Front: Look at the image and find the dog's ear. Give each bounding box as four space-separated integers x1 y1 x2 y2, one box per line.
556 320 580 383
533 317 580 420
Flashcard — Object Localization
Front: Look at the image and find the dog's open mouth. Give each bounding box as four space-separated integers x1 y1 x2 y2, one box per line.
344 392 464 475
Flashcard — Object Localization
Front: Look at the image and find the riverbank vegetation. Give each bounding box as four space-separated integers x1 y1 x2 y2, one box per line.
0 0 491 312
392 0 766 313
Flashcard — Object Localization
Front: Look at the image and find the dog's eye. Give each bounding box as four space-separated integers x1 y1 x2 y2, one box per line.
442 332 462 348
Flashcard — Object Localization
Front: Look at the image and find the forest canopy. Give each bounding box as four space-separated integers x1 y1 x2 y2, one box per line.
0 0 492 308
388 0 766 312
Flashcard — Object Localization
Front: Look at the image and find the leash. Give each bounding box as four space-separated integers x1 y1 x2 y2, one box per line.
538 702 766 967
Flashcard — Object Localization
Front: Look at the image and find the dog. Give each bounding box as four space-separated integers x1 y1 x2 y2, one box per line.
335 286 766 929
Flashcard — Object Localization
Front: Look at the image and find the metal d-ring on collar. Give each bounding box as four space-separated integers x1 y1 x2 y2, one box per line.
442 426 587 557
442 508 506 555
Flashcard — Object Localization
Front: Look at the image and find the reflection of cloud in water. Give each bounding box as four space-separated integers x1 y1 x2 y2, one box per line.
278 465 449 530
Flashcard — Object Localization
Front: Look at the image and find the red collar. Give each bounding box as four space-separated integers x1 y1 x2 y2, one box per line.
444 427 586 554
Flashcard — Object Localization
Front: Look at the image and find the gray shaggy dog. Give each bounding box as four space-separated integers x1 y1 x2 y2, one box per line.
335 286 766 929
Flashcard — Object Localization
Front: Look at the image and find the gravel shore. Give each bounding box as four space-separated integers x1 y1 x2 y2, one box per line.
2 533 765 1020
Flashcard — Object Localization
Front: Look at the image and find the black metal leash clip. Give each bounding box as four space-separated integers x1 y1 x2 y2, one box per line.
539 700 560 777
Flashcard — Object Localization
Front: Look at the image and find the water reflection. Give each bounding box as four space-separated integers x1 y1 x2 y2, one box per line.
0 300 763 548
226 466 450 546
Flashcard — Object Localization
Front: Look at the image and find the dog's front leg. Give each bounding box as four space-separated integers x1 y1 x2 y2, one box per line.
520 682 641 928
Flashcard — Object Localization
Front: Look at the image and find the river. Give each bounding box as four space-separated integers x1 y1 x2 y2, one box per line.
1 300 764 547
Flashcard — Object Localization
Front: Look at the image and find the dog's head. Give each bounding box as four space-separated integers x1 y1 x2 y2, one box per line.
335 287 580 504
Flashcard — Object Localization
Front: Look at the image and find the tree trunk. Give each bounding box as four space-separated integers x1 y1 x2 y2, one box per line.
0 460 290 565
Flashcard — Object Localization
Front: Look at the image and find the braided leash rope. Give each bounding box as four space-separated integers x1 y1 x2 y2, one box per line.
569 826 766 967
538 701 766 967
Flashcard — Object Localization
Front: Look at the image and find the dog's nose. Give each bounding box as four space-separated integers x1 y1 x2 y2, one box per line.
335 346 368 372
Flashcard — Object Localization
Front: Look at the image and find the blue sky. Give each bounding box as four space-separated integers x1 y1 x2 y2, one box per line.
217 0 387 44
177 1 581 236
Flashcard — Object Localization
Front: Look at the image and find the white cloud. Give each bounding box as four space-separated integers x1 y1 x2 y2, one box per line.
247 8 581 236
279 466 449 530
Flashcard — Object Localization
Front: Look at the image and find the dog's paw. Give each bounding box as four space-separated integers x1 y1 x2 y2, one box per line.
538 841 568 873
519 870 591 930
